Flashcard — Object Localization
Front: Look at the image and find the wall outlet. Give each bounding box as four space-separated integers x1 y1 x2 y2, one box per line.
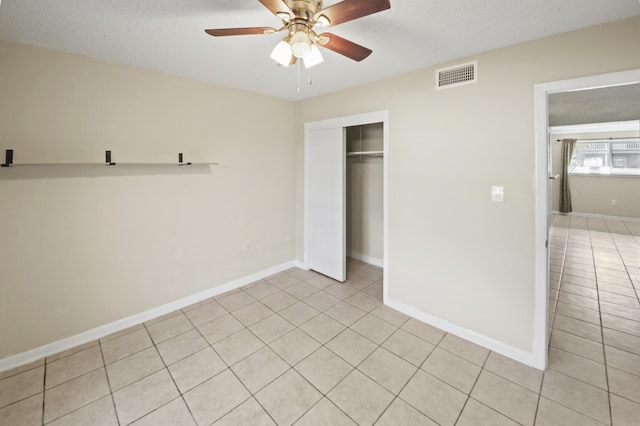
611 200 617 205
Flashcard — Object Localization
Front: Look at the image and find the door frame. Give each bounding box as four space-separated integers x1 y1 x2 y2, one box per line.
533 68 640 369
304 110 390 298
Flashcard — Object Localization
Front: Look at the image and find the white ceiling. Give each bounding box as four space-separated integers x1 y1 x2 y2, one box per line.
0 0 639 101
549 83 640 126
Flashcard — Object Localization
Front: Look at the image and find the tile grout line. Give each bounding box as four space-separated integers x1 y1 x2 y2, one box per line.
173 307 222 426
205 289 304 426
553 294 640 319
373 329 448 426
103 315 215 425
97 339 121 426
539 382 612 425
179 267 380 424
588 219 613 426
538 217 570 426
451 347 490 426
120 323 179 425
264 269 401 424
256 267 384 425
610 220 640 305
548 219 571 348
285 292 394 424
602 218 640 424
185 287 286 425
339 314 412 424
544 216 611 425
551 217 640 424
39 348 113 425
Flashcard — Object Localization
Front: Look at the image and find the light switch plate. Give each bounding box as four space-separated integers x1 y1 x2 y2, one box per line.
491 186 504 202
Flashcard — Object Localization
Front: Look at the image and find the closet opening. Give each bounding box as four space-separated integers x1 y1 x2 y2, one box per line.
345 123 384 277
304 109 389 295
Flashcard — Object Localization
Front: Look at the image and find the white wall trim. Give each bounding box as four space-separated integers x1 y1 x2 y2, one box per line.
303 110 390 301
549 120 639 135
294 259 309 270
387 298 541 369
533 68 640 371
0 260 297 373
551 210 640 223
346 250 384 268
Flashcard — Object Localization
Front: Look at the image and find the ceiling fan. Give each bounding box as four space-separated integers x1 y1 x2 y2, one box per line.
205 0 391 68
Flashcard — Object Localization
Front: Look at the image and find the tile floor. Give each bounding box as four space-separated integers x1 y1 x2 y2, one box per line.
1 230 639 425
545 214 640 426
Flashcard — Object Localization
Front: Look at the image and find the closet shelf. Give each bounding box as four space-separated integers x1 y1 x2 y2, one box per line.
2 162 220 167
346 150 384 157
1 150 219 168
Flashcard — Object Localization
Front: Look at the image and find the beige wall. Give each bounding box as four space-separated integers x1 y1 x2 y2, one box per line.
346 124 384 264
295 17 640 353
0 41 296 359
551 131 640 218
3 16 640 363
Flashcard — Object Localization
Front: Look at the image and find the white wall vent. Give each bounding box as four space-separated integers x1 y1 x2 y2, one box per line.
436 61 477 90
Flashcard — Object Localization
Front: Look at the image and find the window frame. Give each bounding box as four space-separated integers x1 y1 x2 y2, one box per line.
569 138 640 177
550 120 640 178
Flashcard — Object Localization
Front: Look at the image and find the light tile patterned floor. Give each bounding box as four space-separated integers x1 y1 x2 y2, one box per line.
547 215 640 426
1 234 639 425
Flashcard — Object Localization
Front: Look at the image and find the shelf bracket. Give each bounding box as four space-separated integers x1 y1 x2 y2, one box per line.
178 152 191 166
105 150 116 166
1 149 14 167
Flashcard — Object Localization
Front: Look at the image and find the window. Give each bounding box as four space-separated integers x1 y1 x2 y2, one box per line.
569 140 640 175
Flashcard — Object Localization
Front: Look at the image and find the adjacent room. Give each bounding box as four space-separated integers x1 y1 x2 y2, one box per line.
1 1 640 425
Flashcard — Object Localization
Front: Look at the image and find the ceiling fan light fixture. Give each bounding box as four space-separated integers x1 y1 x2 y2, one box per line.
290 31 311 59
270 40 293 66
304 44 323 68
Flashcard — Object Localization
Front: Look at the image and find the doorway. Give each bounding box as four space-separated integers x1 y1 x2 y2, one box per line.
533 68 640 369
303 110 389 300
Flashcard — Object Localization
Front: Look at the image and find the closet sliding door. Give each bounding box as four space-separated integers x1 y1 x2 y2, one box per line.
306 127 346 282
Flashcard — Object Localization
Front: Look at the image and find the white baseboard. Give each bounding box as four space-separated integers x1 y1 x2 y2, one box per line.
552 210 640 223
346 250 383 268
0 260 297 373
386 298 544 370
294 259 309 270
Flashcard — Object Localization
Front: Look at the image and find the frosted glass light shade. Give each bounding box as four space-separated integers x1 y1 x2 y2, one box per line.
270 41 293 66
303 45 323 68
290 31 311 58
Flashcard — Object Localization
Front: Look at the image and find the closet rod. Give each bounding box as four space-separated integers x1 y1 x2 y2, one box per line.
346 151 384 157
556 137 640 142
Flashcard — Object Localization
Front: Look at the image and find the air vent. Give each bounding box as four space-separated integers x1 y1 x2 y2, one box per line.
436 61 477 90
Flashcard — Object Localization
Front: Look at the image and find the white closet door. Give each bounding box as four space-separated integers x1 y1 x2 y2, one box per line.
307 127 346 282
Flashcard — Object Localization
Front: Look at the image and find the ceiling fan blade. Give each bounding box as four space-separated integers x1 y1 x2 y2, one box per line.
205 27 276 37
316 0 390 27
317 33 372 62
258 0 293 18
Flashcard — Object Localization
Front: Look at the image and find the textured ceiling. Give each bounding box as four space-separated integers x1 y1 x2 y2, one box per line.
0 0 639 101
549 84 640 127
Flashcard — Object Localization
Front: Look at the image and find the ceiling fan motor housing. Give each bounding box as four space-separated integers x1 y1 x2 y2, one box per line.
284 0 323 21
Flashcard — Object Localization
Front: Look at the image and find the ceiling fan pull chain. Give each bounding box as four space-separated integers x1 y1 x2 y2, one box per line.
297 60 301 95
